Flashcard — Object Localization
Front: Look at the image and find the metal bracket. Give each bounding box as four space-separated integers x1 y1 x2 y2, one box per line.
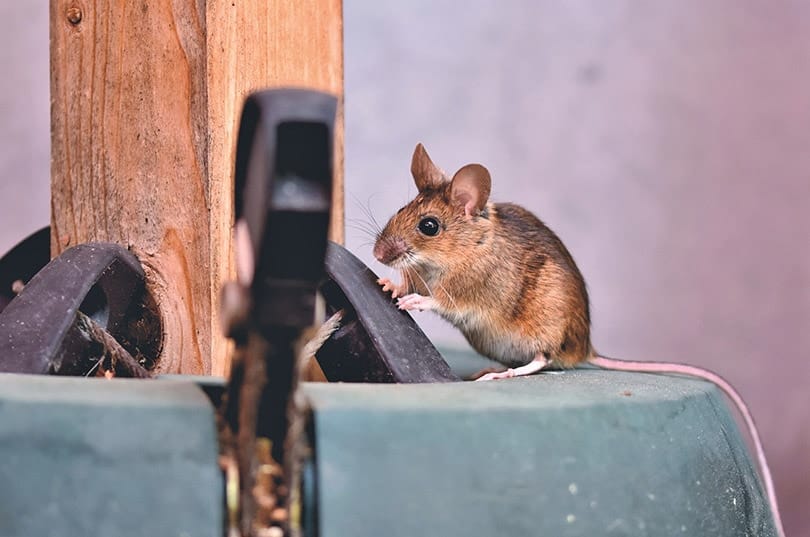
0 226 50 314
0 243 155 376
317 241 458 383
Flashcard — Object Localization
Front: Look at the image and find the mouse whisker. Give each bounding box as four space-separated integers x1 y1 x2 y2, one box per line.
346 215 379 230
346 220 380 240
406 263 436 301
398 265 414 294
437 282 459 311
353 239 376 250
349 193 383 235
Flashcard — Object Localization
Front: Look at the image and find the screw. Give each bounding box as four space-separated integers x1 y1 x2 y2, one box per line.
66 6 82 25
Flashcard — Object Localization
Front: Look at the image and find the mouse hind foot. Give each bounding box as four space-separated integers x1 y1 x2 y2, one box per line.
475 354 550 381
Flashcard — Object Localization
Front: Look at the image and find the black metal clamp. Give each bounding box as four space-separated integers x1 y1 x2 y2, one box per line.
221 88 338 535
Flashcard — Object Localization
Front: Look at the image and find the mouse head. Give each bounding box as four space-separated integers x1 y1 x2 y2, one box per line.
373 143 492 272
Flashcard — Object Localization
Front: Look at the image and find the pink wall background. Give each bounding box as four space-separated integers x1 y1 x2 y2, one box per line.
1 2 808 534
342 3 809 534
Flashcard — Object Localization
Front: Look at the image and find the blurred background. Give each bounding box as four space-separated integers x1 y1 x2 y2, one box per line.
2 1 808 534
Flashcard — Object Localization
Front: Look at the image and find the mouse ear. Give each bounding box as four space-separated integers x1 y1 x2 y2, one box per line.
450 164 491 217
411 143 447 192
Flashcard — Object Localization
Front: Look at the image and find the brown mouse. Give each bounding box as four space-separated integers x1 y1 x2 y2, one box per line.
372 143 785 537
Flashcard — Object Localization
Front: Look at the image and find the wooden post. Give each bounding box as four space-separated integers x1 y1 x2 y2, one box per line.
50 1 344 375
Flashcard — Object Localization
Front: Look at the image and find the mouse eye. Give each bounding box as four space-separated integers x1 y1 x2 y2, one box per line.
418 217 440 237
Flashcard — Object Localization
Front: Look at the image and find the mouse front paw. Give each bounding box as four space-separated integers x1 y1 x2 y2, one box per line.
397 293 437 312
377 277 405 299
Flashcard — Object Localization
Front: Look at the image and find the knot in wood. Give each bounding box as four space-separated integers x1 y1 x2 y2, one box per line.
66 6 82 25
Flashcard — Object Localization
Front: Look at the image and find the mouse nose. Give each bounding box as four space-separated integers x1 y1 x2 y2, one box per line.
373 236 407 265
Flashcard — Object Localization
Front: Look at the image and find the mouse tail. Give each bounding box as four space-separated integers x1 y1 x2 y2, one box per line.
589 354 785 537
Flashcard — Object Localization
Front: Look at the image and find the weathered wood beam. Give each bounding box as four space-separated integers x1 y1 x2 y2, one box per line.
50 0 344 375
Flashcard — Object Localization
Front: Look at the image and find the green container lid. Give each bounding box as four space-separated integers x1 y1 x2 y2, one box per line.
301 369 775 537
